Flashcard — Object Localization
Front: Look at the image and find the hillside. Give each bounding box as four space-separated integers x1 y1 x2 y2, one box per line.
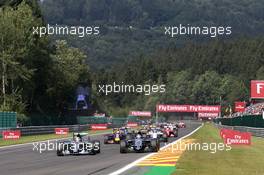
39 0 264 68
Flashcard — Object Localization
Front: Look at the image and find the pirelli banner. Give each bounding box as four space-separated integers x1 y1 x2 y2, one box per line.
157 104 221 113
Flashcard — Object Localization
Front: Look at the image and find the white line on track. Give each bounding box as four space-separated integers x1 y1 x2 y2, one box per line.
109 123 204 175
0 131 111 150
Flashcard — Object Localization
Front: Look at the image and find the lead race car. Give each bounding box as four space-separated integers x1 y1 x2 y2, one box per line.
120 132 160 153
56 132 100 156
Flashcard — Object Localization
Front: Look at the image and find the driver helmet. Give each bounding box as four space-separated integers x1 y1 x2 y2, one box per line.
74 135 81 142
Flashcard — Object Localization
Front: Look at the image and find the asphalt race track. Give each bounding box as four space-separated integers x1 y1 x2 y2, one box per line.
0 121 201 175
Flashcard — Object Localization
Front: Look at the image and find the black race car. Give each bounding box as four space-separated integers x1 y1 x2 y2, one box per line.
120 133 160 153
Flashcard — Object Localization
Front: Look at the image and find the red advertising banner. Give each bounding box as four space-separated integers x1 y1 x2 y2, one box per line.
2 130 21 140
220 129 251 145
55 128 69 135
157 105 221 113
129 111 151 117
198 113 219 118
234 102 246 112
127 122 138 127
220 129 240 139
251 80 264 99
91 124 108 130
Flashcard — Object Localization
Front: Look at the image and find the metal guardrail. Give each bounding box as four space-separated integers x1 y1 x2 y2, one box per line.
0 120 202 136
0 125 90 136
0 123 128 136
215 123 264 138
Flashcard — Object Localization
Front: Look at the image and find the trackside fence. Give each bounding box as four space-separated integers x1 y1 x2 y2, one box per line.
0 124 90 136
214 115 264 128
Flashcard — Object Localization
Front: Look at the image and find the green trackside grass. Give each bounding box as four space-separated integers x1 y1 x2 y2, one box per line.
172 123 264 175
0 129 112 147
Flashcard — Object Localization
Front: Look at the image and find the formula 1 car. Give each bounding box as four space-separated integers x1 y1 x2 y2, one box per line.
56 132 100 156
155 129 169 142
120 133 160 153
104 131 124 144
146 128 168 143
178 121 186 128
104 128 132 144
164 125 178 137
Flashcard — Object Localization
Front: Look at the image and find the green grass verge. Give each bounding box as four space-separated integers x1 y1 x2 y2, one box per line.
0 129 112 147
172 123 264 175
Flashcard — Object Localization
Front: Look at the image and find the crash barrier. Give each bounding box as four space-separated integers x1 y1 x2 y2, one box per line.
77 116 108 124
0 112 17 128
111 118 127 128
214 115 264 128
0 124 89 136
77 116 129 128
215 123 264 138
127 116 138 122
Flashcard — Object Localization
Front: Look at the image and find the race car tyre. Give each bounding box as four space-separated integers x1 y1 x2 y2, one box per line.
104 139 108 144
164 137 168 142
57 149 64 156
151 140 160 152
163 134 168 142
120 140 127 153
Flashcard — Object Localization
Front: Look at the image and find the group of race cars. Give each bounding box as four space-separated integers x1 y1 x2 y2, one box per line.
56 121 186 156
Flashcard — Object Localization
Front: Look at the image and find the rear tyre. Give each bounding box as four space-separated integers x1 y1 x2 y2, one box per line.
164 137 168 142
174 131 178 137
57 149 64 156
151 140 160 152
57 143 66 156
120 140 127 153
163 134 168 142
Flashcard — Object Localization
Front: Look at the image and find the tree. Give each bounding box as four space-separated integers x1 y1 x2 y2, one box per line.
47 40 90 113
162 70 193 104
191 71 222 104
256 66 264 80
0 2 39 112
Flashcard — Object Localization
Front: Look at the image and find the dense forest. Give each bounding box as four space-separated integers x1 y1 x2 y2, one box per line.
40 0 264 67
0 1 91 124
94 38 264 116
0 0 264 125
